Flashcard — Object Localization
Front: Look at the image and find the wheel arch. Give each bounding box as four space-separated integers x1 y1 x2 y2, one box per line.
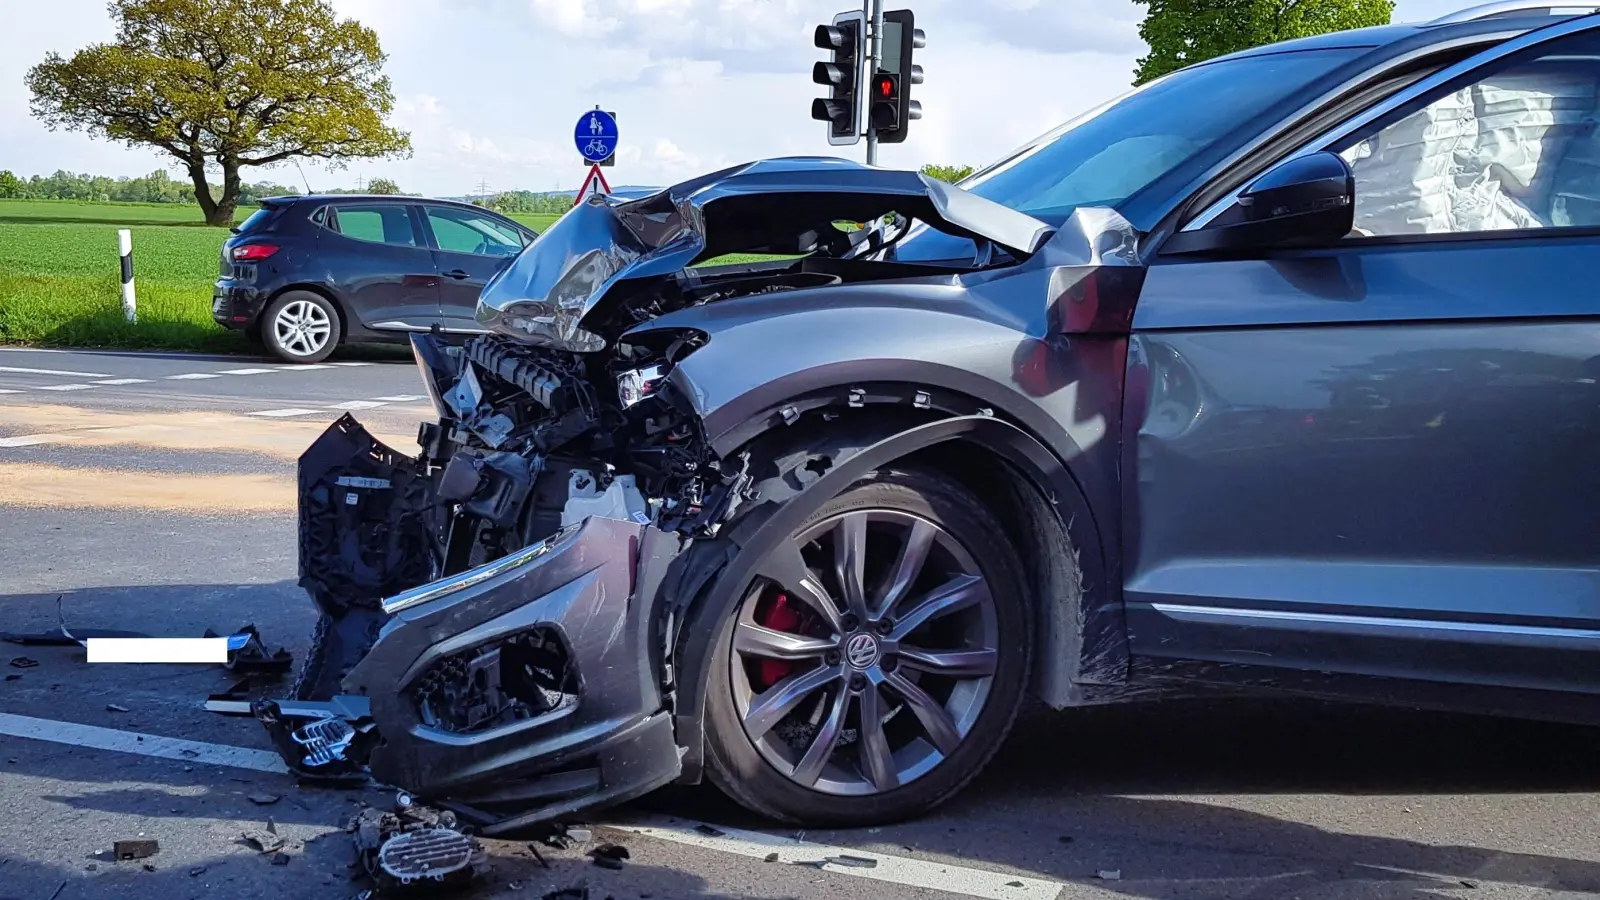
666 400 1127 785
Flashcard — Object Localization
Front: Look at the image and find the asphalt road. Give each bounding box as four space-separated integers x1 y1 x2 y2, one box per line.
1 345 1598 900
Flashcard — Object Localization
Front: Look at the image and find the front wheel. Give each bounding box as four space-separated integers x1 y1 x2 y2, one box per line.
703 467 1033 826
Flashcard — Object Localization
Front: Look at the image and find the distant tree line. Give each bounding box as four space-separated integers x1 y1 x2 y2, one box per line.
0 168 301 204
474 190 585 215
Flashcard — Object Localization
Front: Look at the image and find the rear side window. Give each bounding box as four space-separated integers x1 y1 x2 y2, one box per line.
325 203 420 247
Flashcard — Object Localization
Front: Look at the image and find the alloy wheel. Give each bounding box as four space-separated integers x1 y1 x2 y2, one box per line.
273 299 332 358
729 509 999 797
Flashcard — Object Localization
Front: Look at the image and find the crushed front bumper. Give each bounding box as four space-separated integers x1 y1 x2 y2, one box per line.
280 419 687 834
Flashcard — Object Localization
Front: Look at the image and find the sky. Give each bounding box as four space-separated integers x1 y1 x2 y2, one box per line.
2 0 1472 196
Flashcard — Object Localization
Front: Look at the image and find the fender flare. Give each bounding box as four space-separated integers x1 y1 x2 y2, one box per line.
669 412 1120 781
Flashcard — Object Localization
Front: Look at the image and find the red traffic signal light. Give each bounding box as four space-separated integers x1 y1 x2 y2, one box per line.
873 73 896 99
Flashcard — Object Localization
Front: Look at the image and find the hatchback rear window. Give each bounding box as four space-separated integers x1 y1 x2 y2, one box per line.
235 206 280 234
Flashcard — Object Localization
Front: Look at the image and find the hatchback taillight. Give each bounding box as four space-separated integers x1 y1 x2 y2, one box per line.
232 243 279 262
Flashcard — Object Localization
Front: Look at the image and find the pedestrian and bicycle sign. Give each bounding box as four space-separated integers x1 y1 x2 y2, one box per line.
575 109 619 164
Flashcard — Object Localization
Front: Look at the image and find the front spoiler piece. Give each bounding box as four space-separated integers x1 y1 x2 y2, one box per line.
282 418 686 832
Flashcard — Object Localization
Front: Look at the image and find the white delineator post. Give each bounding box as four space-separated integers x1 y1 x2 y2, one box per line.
117 228 136 323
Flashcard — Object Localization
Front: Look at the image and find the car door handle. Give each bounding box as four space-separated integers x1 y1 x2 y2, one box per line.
443 269 471 280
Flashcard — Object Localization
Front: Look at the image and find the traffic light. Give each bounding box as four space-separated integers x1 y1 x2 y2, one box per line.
811 10 866 146
873 9 924 145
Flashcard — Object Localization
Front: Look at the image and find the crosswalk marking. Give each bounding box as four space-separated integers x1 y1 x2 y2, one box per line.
97 378 150 386
0 366 113 378
329 400 388 410
165 373 222 380
37 384 95 392
217 368 277 375
373 395 425 402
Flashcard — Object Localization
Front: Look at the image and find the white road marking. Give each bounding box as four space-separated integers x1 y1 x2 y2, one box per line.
0 389 23 395
373 395 425 402
249 408 323 418
37 384 95 392
0 713 287 774
0 713 1064 900
166 373 222 380
328 361 373 366
96 378 150 385
217 368 277 375
0 433 77 448
329 400 388 410
0 365 113 378
86 637 229 663
613 816 1066 900
279 364 335 371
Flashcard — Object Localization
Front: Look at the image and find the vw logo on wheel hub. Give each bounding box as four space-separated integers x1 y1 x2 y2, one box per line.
844 632 881 670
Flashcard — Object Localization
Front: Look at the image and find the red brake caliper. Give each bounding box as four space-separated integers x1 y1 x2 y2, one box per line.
755 593 802 688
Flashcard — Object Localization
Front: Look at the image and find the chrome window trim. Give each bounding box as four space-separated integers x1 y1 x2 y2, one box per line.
1178 19 1600 232
1148 602 1600 647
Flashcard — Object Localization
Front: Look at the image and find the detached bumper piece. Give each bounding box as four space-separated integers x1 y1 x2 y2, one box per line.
351 795 489 895
260 513 686 832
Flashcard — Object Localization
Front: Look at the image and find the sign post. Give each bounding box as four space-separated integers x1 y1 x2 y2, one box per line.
573 107 619 206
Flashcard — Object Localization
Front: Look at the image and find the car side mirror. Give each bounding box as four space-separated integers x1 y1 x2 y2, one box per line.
1164 151 1355 256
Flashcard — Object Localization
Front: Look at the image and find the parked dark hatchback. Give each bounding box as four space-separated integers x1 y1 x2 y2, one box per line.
213 195 537 362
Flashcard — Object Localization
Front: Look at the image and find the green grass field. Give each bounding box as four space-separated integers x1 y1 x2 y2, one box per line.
0 199 561 351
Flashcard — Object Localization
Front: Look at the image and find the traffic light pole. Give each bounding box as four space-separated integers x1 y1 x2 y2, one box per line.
864 0 884 165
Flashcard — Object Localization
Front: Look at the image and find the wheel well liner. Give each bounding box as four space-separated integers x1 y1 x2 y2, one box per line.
668 411 1124 784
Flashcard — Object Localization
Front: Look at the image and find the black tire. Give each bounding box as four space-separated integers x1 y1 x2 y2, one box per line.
703 466 1034 826
262 290 341 364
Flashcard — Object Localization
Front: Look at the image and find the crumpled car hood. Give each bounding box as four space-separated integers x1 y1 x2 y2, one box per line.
475 156 1054 352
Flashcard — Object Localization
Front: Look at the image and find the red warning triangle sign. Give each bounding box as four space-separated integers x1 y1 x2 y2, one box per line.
573 163 613 207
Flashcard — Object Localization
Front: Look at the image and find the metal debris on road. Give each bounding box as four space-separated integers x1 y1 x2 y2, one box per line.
242 819 286 854
349 793 489 894
8 657 38 669
527 843 549 869
1096 869 1123 881
113 839 159 861
106 703 129 712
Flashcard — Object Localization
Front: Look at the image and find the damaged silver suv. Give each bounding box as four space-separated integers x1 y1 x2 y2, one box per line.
271 6 1600 833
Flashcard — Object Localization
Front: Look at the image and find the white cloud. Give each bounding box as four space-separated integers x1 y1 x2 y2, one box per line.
0 0 1485 195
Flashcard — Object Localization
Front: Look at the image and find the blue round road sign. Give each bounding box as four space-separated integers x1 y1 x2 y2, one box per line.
575 109 619 163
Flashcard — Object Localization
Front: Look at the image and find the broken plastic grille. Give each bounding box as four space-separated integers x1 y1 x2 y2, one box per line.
378 828 477 883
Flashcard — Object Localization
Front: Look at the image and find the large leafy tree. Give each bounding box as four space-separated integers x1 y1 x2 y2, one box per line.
27 0 411 226
1132 0 1394 85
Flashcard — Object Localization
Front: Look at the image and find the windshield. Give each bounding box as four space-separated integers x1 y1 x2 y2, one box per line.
893 47 1366 262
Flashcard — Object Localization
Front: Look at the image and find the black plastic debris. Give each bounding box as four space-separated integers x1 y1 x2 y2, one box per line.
693 824 725 837
763 853 778 863
527 844 550 869
543 889 588 900
8 657 38 669
253 697 376 785
206 624 293 678
142 863 157 872
588 844 629 871
271 852 291 866
2 627 148 646
248 794 281 806
1007 881 1024 888
113 839 159 861
3 674 20 682
189 866 208 877
827 855 877 869
106 704 129 713
204 677 255 716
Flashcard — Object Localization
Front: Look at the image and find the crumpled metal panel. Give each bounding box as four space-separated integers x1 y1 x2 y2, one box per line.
474 156 1053 352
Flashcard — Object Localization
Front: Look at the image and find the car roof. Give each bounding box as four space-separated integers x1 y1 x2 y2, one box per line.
261 194 498 212
1204 10 1597 67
